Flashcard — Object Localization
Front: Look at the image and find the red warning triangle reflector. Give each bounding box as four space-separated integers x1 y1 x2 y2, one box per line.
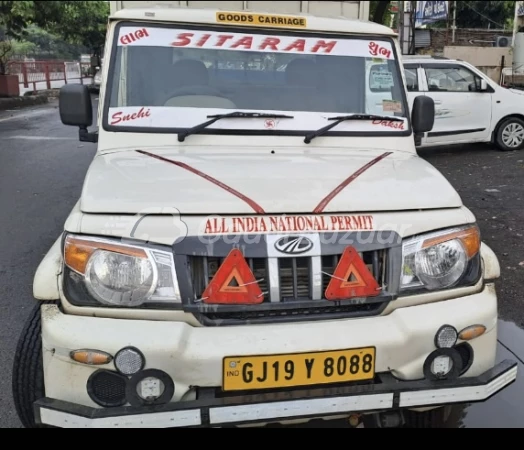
202 249 263 305
325 247 381 301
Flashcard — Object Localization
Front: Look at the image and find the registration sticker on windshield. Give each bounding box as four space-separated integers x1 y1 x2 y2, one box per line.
216 12 308 29
116 27 396 60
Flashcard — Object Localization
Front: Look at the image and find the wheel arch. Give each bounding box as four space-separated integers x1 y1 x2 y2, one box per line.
34 236 63 301
491 114 524 143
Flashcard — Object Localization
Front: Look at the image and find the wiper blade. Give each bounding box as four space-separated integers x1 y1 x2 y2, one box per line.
178 111 294 142
304 114 406 144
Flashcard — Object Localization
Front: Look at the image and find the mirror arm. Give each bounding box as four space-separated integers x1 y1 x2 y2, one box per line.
79 126 98 144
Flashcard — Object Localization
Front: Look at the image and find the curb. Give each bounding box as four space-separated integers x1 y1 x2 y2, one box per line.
23 89 60 99
0 95 49 111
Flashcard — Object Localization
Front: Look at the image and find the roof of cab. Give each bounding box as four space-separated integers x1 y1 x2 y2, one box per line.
110 7 398 37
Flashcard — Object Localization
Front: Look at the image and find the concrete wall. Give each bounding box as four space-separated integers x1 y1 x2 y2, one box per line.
443 46 512 83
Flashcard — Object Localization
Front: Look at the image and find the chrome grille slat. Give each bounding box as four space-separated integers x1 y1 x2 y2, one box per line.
372 252 380 279
202 256 209 288
292 259 299 298
268 258 280 303
310 256 323 301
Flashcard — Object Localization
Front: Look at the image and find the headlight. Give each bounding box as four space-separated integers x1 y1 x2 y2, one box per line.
401 225 481 292
64 235 181 308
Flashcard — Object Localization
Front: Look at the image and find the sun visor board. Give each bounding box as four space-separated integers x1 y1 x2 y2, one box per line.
216 12 308 29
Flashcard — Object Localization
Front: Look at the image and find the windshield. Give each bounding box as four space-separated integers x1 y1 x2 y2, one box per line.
105 23 410 136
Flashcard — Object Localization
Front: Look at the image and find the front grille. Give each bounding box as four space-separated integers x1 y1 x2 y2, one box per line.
185 249 390 325
189 250 387 303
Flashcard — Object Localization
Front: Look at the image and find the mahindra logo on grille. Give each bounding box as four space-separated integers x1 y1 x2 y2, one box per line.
274 236 314 255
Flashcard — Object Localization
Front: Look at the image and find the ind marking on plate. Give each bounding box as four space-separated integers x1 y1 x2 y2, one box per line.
216 12 308 29
223 348 376 392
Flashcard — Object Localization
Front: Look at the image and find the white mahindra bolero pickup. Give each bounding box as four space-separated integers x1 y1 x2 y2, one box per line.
12 7 518 429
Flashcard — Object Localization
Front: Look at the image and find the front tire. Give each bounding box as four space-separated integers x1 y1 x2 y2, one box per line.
12 302 50 429
495 117 524 151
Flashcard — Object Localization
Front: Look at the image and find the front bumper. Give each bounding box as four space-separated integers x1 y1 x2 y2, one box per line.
35 361 517 428
39 284 514 427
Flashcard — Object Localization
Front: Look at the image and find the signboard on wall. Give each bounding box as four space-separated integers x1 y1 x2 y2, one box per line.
414 1 449 27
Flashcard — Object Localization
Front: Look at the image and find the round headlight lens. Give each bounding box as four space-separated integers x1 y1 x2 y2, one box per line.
415 239 467 290
85 250 156 307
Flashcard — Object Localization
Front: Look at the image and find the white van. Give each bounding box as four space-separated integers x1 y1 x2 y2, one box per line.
12 6 517 429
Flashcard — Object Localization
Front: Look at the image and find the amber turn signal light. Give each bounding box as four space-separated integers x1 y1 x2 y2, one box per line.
422 226 481 259
459 325 487 342
64 235 148 275
70 350 113 366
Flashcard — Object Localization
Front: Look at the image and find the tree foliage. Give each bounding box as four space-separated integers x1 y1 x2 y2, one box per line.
45 2 109 59
455 1 515 30
369 1 515 30
12 26 89 60
0 40 13 75
0 1 108 53
370 1 393 26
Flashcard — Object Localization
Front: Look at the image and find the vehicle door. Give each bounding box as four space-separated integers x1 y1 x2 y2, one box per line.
420 63 493 146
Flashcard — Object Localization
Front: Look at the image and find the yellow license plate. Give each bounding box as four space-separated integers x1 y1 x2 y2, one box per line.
223 347 376 392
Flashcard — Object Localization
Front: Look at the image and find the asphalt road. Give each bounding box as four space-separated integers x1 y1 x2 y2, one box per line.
0 101 522 428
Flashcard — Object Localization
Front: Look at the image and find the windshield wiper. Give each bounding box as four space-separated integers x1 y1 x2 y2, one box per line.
304 114 406 144
178 112 294 142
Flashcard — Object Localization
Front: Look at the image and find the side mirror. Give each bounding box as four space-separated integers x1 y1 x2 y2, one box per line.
412 96 435 134
480 79 489 92
59 85 97 143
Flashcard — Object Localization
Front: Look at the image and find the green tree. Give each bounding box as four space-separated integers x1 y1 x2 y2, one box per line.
371 1 393 25
0 40 13 75
44 2 109 64
12 26 88 61
455 1 515 29
0 1 108 72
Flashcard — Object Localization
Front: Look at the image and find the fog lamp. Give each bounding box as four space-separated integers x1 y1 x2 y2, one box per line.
126 369 175 407
424 349 462 381
431 356 453 377
138 377 165 402
115 347 145 376
435 325 458 349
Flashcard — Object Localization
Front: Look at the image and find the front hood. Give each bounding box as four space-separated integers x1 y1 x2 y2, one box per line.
80 148 462 215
